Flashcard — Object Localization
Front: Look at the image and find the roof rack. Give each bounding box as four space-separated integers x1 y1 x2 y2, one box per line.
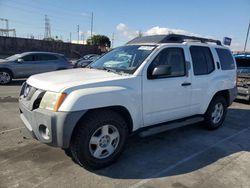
127 34 222 45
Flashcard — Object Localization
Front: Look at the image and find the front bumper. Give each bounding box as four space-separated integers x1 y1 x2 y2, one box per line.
236 87 250 101
19 83 86 148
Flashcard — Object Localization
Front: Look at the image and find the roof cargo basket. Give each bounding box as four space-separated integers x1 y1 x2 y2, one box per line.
127 34 222 45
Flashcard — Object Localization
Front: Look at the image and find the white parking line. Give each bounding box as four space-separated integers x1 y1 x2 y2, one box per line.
0 127 25 134
129 126 250 188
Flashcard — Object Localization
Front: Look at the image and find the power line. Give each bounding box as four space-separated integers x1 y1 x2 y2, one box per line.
0 2 89 23
8 19 71 33
3 0 91 19
0 2 96 42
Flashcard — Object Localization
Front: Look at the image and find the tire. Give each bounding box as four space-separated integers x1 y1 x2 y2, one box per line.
203 96 227 130
62 148 72 157
0 69 12 85
70 110 128 170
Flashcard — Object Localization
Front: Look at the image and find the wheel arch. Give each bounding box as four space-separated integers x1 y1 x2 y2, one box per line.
204 89 230 114
69 105 133 146
211 90 230 106
0 68 14 77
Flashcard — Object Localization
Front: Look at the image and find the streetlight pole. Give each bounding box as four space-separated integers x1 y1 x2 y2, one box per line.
90 12 93 38
244 21 250 52
77 25 79 44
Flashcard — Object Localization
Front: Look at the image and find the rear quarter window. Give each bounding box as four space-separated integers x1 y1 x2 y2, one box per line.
35 54 58 61
215 48 235 70
60 55 69 62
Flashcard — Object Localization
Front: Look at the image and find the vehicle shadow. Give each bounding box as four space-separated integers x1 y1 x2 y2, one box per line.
94 108 250 179
234 99 250 105
8 79 26 86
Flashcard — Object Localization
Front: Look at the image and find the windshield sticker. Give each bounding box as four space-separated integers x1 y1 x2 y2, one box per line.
138 46 155 51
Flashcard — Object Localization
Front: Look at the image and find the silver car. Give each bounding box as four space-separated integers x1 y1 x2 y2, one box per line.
0 52 72 84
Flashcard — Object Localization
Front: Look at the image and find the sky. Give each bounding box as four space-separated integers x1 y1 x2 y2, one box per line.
0 0 249 51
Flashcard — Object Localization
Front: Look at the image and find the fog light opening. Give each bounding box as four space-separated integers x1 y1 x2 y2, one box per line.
39 124 50 140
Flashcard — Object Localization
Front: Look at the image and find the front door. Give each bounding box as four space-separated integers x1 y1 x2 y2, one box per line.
142 46 192 126
14 54 41 77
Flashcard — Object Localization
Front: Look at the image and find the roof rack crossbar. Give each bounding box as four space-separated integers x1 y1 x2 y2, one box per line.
126 34 222 45
164 34 222 45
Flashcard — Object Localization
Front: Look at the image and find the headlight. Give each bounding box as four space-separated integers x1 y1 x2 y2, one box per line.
39 91 67 112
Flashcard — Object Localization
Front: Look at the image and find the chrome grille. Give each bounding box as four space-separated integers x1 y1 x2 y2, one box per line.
19 82 45 110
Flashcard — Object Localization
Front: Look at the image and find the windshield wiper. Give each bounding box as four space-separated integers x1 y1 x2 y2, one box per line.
89 66 127 75
102 67 124 75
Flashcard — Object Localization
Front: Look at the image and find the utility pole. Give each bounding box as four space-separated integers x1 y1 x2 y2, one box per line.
138 30 143 37
6 19 9 37
81 32 85 44
0 18 9 37
44 15 51 39
77 25 79 44
69 32 72 43
244 21 250 52
111 32 114 48
90 12 93 38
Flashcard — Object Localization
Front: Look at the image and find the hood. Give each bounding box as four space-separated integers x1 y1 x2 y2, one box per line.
27 68 129 92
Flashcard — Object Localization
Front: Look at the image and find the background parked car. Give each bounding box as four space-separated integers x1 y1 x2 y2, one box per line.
75 55 100 68
0 51 72 85
235 53 250 102
72 54 100 68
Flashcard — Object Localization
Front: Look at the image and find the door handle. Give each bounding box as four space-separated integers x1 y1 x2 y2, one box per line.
216 62 221 69
181 82 191 86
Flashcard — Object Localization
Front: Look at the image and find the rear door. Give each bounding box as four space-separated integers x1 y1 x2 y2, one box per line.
188 45 216 115
33 54 59 73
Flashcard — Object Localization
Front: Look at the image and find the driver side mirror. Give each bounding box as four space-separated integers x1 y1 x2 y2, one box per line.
17 58 24 63
149 65 172 79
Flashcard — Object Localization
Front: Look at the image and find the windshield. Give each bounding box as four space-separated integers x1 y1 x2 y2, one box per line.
5 54 22 61
89 45 156 74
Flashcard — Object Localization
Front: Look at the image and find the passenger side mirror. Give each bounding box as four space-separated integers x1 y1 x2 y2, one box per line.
17 58 24 63
149 65 172 79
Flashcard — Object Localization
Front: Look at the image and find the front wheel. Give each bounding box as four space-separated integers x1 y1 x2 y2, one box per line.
203 96 227 130
0 70 12 85
70 110 128 170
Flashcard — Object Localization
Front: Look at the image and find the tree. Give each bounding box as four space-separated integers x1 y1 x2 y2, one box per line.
87 35 111 47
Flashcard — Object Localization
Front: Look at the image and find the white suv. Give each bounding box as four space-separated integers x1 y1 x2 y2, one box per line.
19 34 237 169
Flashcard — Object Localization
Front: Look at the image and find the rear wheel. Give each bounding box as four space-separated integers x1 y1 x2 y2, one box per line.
0 70 12 85
70 110 128 170
203 96 227 130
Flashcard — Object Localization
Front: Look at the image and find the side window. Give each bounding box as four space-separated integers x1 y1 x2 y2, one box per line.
22 55 34 61
148 47 186 78
35 54 58 61
44 54 58 60
215 48 235 70
190 46 215 75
